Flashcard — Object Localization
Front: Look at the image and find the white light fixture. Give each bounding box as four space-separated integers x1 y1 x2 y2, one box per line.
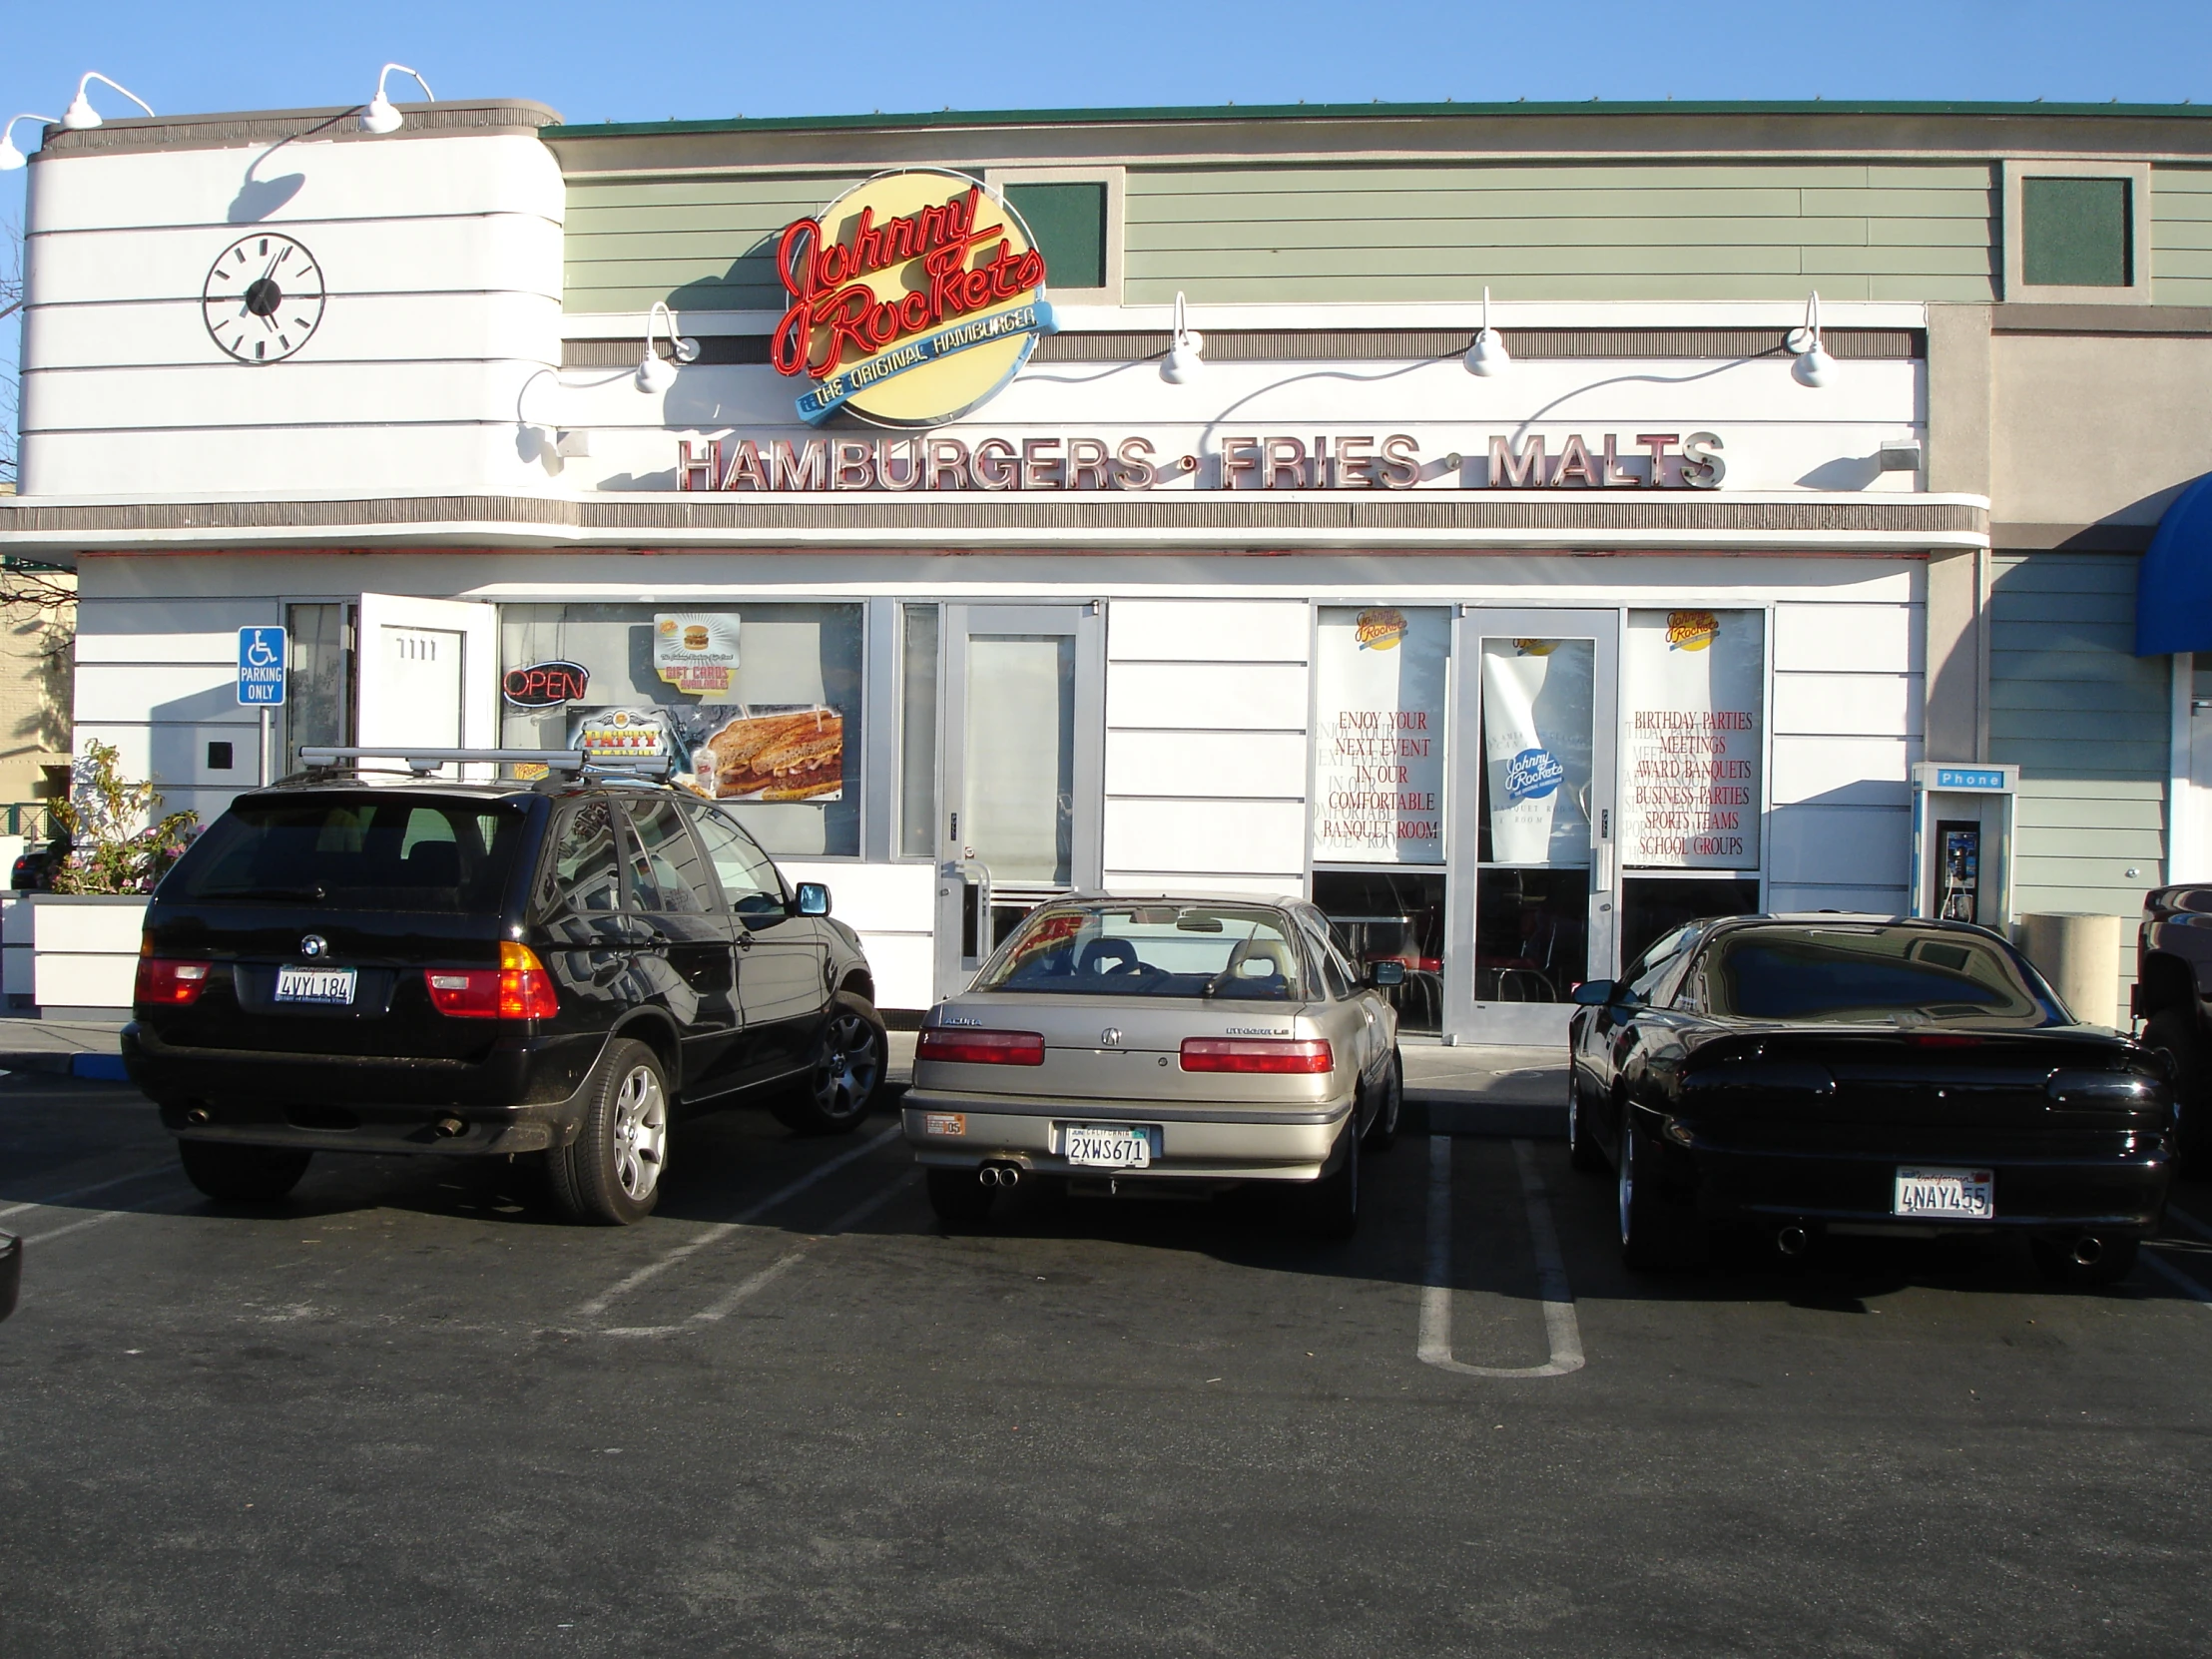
636 301 700 394
1464 285 1510 376
1786 290 1835 388
1161 291 1205 384
360 63 435 134
0 114 58 172
60 73 155 131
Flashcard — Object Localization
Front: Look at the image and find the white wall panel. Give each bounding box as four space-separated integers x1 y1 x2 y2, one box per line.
74 664 241 723
24 291 563 372
1103 798 1306 875
1103 872 1305 899
1107 663 1309 731
1769 805 1912 887
76 629 266 665
1770 735 1917 808
1772 672 1922 737
1766 884 1912 915
1105 730 1307 799
26 424 562 498
1108 599 1310 662
1774 602 1923 673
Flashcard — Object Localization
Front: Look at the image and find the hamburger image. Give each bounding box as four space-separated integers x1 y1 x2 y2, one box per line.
684 624 711 651
695 707 843 801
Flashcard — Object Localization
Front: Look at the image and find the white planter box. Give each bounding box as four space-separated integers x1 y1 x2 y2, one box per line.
31 894 151 1011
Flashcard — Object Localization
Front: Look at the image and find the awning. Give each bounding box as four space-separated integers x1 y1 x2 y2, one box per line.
2136 472 2212 655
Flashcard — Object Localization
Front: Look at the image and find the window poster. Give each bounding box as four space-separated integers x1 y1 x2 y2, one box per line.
1313 606 1448 864
1622 609 1765 869
1479 638 1595 865
498 602 862 856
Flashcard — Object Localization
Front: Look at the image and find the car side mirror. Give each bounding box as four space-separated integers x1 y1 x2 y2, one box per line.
1572 979 1620 1006
1367 960 1406 988
794 881 830 917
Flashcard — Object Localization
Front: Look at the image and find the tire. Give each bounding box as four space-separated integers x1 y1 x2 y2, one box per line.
2031 1234 2141 1288
1361 1050 1403 1152
1566 1073 1605 1172
548 1038 670 1226
1618 1113 1701 1271
773 993 888 1137
925 1166 995 1228
2142 1010 2212 1178
1295 1122 1361 1241
178 1140 311 1203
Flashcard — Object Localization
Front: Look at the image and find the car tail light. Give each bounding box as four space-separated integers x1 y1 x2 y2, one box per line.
917 1028 1045 1066
135 958 212 1006
426 941 559 1021
1180 1037 1334 1074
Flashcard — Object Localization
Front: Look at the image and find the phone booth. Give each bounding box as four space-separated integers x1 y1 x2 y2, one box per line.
1911 764 2019 929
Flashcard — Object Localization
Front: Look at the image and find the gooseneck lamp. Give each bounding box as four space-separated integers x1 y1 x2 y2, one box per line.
60 74 155 131
360 64 435 135
1787 290 1836 388
1464 286 1510 376
0 115 59 172
636 301 700 394
1161 292 1205 385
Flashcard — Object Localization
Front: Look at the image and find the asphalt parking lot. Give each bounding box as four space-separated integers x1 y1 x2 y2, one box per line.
4 1071 2211 1658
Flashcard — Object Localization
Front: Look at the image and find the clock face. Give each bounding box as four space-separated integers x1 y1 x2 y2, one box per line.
202 233 326 364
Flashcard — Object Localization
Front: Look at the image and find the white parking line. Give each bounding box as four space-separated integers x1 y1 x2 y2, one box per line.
18 1190 195 1248
600 1169 921 1338
576 1123 903 1318
0 1163 180 1223
1418 1135 1586 1380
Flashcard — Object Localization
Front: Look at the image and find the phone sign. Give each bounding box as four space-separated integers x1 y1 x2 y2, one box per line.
237 627 286 706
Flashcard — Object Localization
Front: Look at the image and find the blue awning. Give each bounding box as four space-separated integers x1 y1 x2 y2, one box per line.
2137 472 2212 655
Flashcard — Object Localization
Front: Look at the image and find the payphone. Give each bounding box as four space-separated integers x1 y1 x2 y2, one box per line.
1911 764 2017 929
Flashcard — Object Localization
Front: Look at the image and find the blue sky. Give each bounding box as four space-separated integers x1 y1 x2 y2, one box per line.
5 0 2211 471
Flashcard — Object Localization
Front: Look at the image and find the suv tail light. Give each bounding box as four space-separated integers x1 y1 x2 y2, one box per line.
917 1028 1045 1066
425 941 559 1021
1180 1037 1333 1074
135 958 212 1006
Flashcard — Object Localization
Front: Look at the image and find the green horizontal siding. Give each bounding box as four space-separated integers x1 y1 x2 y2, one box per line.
1122 161 1995 305
1988 554 2168 972
560 159 1998 314
2152 166 2212 305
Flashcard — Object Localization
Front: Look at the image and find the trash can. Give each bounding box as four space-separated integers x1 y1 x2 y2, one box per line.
2018 912 2123 1029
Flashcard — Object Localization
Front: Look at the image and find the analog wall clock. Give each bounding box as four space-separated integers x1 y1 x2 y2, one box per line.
202 233 326 364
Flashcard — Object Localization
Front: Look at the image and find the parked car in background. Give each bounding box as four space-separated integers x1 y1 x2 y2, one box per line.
123 752 886 1225
2132 884 2212 1176
1569 914 2171 1283
0 1232 17 1322
10 827 70 892
905 895 1403 1237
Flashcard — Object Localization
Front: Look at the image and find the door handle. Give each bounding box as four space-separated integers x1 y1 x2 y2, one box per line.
735 930 755 951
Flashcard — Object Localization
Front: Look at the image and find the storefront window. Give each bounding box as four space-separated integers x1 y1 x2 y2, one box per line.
498 603 862 857
899 603 939 859
1312 869 1445 1035
1621 609 1764 870
1312 606 1448 863
1620 874 1762 970
277 601 351 778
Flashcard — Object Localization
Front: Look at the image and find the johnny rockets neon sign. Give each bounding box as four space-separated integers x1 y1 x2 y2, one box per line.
770 170 1054 428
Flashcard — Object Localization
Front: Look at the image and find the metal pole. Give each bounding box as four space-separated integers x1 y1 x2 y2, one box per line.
261 705 271 785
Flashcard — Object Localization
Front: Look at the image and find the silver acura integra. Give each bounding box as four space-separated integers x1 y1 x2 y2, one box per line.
903 896 1404 1236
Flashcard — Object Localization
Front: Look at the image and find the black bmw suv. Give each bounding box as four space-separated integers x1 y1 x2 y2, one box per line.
123 756 887 1225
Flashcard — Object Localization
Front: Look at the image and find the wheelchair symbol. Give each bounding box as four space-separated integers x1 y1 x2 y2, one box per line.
245 632 278 668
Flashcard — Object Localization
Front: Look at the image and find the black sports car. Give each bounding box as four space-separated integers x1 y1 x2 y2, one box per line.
1567 915 2172 1283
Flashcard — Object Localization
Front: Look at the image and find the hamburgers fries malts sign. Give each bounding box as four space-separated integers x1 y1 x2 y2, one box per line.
772 169 1054 427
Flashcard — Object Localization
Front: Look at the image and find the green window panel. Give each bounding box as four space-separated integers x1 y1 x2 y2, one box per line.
1004 182 1108 288
2021 176 2132 287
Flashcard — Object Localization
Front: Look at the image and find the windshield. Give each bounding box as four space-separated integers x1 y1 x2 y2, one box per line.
164 794 529 912
1697 925 2063 1027
977 904 1310 1001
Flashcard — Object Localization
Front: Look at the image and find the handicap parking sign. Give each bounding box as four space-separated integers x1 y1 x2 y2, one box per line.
238 627 286 706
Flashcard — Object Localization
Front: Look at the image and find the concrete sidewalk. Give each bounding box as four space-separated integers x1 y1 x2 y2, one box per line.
0 1014 131 1079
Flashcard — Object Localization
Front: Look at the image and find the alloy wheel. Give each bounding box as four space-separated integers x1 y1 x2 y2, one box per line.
611 1063 668 1202
814 1010 883 1120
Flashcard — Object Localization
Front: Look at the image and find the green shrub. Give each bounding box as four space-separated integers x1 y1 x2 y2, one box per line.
48 741 197 895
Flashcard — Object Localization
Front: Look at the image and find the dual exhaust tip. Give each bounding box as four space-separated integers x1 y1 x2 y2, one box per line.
977 1162 1023 1190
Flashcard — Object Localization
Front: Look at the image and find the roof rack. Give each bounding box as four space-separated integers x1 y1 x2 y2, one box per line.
295 747 672 780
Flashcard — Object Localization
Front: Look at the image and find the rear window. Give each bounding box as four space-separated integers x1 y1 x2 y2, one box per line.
976 904 1310 1001
1696 925 2062 1026
165 794 529 912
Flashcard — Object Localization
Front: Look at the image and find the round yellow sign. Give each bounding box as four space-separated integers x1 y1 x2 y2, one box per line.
770 168 1054 429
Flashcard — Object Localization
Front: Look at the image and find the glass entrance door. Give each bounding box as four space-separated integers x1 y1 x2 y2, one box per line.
933 604 1103 997
1446 609 1619 1045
